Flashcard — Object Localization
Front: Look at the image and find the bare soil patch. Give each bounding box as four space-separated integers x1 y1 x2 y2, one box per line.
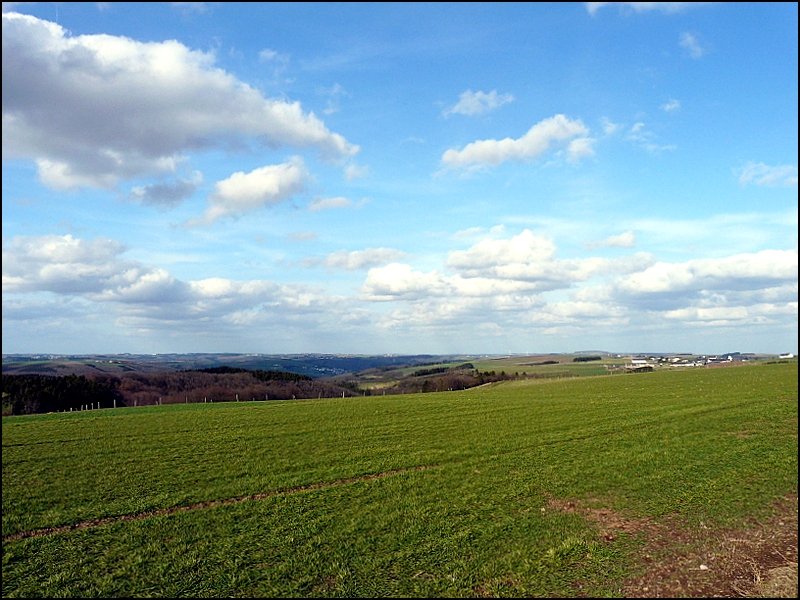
547 494 798 598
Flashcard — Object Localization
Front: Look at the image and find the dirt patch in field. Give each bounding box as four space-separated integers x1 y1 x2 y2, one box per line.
546 497 657 542
547 494 798 598
622 494 798 598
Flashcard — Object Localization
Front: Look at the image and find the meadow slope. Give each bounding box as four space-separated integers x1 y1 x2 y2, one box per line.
2 362 797 597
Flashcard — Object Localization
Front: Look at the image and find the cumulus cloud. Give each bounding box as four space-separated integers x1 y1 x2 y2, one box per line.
679 32 705 58
362 264 542 303
129 172 203 207
357 227 797 342
446 229 651 285
614 249 798 311
737 162 798 187
309 196 352 212
443 89 514 117
362 263 449 301
2 234 189 302
360 230 654 306
567 137 596 162
191 158 307 225
1 12 357 190
5 229 795 351
441 114 590 170
321 248 407 270
447 230 556 273
2 232 340 333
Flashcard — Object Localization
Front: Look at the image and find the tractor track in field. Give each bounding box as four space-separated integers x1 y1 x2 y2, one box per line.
2 463 437 543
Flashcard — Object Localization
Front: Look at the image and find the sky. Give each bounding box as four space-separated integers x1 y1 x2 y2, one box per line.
2 2 797 356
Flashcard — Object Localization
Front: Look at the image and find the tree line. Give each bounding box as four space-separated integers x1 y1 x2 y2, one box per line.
2 366 552 416
2 369 360 415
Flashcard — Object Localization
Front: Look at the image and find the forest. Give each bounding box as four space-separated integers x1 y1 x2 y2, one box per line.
1 368 356 415
1 365 522 415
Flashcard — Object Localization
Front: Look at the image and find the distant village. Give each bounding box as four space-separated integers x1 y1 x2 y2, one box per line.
617 351 795 373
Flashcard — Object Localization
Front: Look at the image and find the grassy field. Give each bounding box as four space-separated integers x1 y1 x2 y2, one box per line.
2 362 797 597
470 355 615 377
355 354 615 389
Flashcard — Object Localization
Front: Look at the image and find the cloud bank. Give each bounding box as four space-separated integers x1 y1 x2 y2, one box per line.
2 12 357 191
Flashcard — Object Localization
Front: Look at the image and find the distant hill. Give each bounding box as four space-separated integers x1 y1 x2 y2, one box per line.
1 353 456 379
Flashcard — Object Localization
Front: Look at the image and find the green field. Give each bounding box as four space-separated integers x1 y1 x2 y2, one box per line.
2 362 797 597
355 354 614 389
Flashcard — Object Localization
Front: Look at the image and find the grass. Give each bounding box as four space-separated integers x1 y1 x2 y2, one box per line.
2 362 797 597
470 355 616 377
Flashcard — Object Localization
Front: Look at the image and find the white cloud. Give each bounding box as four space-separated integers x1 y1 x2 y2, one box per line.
2 232 345 335
2 234 189 302
362 263 448 301
586 3 704 16
5 228 795 353
448 229 556 273
192 158 307 225
361 264 543 303
441 114 590 170
589 231 636 249
737 162 798 187
615 249 798 297
2 12 357 190
308 196 352 212
679 32 705 59
661 98 681 112
322 248 407 270
3 234 123 294
446 229 650 285
96 268 188 304
356 227 796 345
567 137 596 162
443 89 514 117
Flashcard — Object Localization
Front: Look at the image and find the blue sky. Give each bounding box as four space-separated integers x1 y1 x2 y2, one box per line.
2 2 797 355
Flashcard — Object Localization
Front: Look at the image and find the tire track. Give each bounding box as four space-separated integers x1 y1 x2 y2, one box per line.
3 464 436 543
